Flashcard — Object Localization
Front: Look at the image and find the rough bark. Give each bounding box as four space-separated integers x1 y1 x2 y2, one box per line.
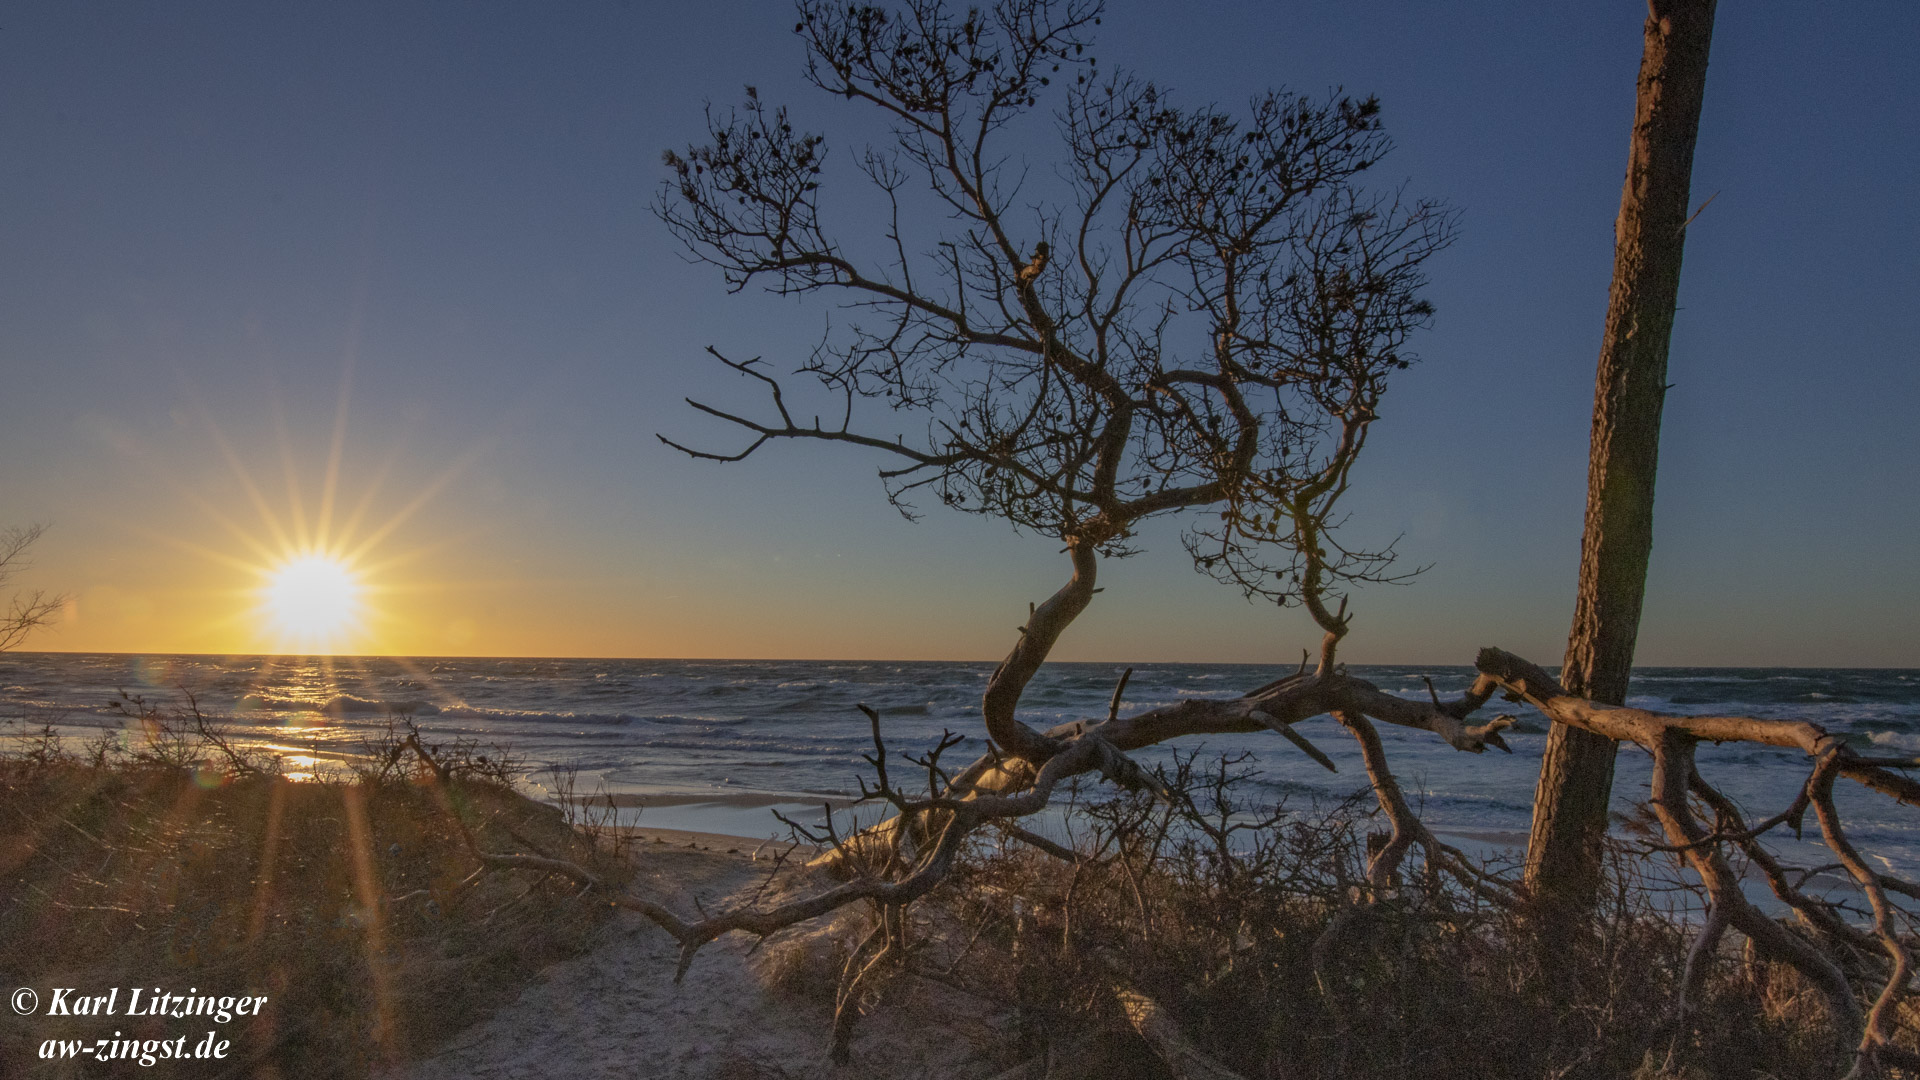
1526 0 1718 916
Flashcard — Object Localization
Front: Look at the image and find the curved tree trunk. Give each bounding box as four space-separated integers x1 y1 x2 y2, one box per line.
1524 0 1718 917
982 543 1099 763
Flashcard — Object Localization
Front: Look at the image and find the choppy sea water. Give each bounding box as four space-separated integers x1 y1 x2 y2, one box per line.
3 653 1918 877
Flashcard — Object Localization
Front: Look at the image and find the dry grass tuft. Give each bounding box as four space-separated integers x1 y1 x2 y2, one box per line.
752 916 865 1007
909 754 1861 1080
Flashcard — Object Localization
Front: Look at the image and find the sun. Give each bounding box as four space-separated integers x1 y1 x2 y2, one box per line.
148 362 486 655
262 553 363 640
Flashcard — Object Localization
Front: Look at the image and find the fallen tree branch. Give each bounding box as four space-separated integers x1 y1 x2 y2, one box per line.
1811 767 1915 1076
1473 647 1915 803
1096 950 1251 1080
994 821 1081 863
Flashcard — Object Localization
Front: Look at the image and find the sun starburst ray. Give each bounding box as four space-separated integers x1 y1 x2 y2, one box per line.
315 348 357 553
341 443 486 565
270 396 313 550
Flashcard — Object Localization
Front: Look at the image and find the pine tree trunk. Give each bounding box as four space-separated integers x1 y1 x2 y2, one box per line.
1523 0 1717 916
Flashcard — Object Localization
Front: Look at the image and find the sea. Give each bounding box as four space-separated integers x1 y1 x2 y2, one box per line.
4 652 1918 882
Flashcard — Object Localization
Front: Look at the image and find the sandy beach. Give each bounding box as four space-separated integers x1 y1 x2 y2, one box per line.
392 826 1006 1080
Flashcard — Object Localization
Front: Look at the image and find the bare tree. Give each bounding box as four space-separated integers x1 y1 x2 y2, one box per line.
1526 0 1718 920
0 525 64 653
657 0 1476 770
646 10 1542 1060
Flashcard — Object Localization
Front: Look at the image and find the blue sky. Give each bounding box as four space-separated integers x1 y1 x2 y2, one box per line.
1 0 1915 664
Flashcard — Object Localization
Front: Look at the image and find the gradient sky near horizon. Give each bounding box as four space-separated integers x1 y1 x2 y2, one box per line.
2 1 1915 665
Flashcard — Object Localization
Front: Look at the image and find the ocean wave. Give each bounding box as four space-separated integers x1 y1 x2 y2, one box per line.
241 693 442 716
624 736 863 758
236 693 693 728
433 706 637 726
769 695 841 713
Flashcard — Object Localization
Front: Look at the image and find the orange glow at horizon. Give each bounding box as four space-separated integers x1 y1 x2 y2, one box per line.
68 354 502 658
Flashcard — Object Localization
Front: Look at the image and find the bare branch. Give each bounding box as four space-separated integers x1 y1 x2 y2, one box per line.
0 524 66 653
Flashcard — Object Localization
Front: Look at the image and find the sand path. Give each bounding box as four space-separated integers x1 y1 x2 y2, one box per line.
392 830 1008 1080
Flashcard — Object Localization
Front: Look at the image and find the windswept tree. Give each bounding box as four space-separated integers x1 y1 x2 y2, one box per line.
656 0 1504 781
654 8 1518 1056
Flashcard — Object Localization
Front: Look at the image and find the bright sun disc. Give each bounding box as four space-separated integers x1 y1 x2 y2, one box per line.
264 555 361 638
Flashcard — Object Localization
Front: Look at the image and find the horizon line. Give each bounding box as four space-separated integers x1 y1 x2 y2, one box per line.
7 648 1917 673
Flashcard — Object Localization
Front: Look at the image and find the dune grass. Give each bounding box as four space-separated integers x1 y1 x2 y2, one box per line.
868 758 1863 1080
0 722 626 1078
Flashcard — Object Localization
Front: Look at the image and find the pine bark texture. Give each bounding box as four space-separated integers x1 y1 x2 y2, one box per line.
1524 0 1717 914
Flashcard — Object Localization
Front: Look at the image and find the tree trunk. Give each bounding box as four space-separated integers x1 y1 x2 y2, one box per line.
981 543 1098 763
1523 0 1717 916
